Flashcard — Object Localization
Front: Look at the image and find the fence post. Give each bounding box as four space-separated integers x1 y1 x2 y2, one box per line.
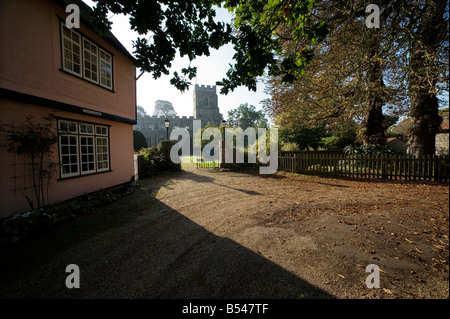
381 154 386 179
433 155 439 182
333 153 337 177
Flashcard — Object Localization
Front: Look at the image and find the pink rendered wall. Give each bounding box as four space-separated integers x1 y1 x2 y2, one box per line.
0 0 137 218
0 0 136 121
0 101 134 218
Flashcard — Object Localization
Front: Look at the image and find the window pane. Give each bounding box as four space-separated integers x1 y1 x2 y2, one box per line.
96 126 108 136
69 146 77 155
96 136 109 171
80 123 94 134
60 133 79 177
70 123 77 133
73 54 80 64
72 32 80 42
80 135 95 173
61 24 81 76
59 122 68 132
63 27 71 38
99 49 112 89
64 49 71 59
83 39 98 83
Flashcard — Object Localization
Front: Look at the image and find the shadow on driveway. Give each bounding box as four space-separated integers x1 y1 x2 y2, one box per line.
174 170 263 196
0 190 332 299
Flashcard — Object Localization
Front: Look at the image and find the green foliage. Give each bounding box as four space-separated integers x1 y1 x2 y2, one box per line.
91 1 324 93
439 107 449 117
193 123 223 152
279 125 327 150
91 0 233 92
320 130 357 150
220 0 326 93
137 142 181 178
158 140 181 172
227 103 268 130
280 142 300 151
344 144 402 156
133 130 148 152
137 147 161 177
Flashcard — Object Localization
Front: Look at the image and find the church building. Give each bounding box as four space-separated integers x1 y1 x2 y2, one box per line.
135 84 223 148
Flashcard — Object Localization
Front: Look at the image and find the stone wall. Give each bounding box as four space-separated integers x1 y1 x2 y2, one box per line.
135 115 194 147
435 133 449 156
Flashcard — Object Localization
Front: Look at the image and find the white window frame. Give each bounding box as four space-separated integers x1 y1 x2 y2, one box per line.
80 123 94 135
60 22 113 90
99 48 113 90
82 38 99 84
80 135 96 175
58 120 110 179
61 24 82 77
59 134 80 178
96 136 110 172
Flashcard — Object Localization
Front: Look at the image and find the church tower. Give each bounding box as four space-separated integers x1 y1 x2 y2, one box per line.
193 84 222 126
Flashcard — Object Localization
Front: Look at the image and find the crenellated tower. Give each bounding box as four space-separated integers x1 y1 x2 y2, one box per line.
193 84 222 126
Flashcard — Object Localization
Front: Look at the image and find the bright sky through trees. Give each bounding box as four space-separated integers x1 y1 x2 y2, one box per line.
82 0 269 119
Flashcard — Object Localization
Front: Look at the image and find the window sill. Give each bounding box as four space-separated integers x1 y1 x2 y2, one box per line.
59 68 115 93
57 169 112 181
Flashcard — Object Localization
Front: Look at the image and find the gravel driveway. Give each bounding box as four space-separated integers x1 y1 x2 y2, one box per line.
0 168 448 299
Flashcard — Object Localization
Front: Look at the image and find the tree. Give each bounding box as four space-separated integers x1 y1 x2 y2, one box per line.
90 0 447 155
227 103 268 130
219 0 327 94
153 100 177 118
263 0 448 153
137 105 147 117
406 0 448 156
90 0 324 93
137 105 147 118
91 0 232 92
133 130 148 151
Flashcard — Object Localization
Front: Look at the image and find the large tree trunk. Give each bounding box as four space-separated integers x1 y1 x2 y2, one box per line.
407 0 446 157
361 29 386 145
408 93 441 157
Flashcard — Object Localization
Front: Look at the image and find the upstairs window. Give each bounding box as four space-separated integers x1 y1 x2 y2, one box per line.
204 97 209 107
99 49 113 89
83 38 99 83
61 25 82 77
60 23 113 90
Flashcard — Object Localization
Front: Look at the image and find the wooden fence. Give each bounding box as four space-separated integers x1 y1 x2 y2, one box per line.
278 151 450 182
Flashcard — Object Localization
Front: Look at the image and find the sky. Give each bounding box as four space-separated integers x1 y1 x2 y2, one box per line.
82 1 269 119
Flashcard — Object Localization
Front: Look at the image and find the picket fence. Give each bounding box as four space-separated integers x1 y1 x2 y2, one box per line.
278 151 449 182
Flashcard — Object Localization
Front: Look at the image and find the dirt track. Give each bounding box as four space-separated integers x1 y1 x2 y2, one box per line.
0 168 448 299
